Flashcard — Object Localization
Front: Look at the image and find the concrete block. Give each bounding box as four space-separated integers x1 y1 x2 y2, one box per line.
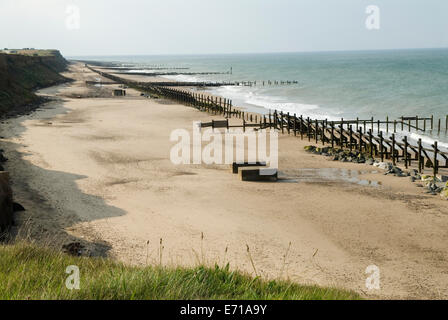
238 167 278 182
231 162 266 174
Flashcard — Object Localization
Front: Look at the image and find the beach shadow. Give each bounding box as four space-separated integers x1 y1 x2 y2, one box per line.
1 93 127 257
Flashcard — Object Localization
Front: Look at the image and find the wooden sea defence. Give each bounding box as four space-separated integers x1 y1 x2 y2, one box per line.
87 65 448 176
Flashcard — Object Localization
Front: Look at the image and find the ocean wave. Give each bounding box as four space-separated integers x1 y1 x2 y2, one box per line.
211 85 341 120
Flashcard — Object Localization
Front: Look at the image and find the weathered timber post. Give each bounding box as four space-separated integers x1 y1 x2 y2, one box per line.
322 121 326 146
416 116 419 131
391 134 396 166
433 141 438 176
331 122 335 148
281 112 284 134
418 138 423 174
287 113 291 135
431 115 434 130
293 113 297 136
274 110 278 129
300 116 304 140
394 120 397 133
403 136 409 169
369 129 374 158
379 131 384 162
358 127 363 153
401 116 404 131
349 125 353 151
438 118 441 134
315 119 319 144
307 117 311 142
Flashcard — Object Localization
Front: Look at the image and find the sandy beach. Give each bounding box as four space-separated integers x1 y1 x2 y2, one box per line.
2 63 448 299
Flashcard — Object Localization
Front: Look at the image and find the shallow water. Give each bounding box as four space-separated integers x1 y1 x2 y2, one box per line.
278 168 382 187
71 49 448 150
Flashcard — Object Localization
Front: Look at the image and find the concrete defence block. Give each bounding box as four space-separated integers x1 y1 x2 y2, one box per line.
238 167 278 182
231 162 266 174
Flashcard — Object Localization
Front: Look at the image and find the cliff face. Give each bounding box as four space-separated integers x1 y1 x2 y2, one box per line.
0 50 69 117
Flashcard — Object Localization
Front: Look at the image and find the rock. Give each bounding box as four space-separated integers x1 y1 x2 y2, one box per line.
304 146 316 152
374 162 393 171
0 172 13 236
13 202 25 212
441 188 448 200
410 169 419 177
410 176 416 182
0 153 7 163
62 242 85 256
416 183 424 187
392 166 403 174
437 175 448 182
0 164 4 171
421 175 434 182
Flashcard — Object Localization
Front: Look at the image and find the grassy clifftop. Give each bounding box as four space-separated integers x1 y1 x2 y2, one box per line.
0 50 69 117
0 242 361 300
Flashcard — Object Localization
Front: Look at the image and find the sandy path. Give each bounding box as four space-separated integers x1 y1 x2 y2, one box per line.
2 63 448 299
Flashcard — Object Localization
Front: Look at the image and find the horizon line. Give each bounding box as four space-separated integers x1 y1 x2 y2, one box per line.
65 46 448 58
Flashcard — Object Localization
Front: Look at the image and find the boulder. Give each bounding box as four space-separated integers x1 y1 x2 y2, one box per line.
304 146 316 152
0 172 13 235
373 162 393 171
441 188 448 200
421 175 434 182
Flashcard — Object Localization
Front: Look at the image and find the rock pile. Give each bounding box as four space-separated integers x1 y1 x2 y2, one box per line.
304 145 448 200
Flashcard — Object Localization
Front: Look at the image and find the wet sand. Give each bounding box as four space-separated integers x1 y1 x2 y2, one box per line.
2 63 448 299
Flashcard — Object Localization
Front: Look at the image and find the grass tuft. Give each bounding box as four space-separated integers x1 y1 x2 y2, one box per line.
0 242 361 300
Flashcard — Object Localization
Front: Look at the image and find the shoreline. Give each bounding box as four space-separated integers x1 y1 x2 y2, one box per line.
2 62 448 299
96 63 448 151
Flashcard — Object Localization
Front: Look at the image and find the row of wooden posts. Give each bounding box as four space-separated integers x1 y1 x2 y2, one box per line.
88 65 448 176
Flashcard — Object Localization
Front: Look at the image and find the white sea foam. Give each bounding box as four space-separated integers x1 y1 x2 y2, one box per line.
210 85 342 121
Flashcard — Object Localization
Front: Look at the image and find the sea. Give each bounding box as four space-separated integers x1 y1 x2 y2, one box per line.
70 48 448 151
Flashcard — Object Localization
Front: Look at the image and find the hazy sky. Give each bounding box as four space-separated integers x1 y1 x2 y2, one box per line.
1 0 448 56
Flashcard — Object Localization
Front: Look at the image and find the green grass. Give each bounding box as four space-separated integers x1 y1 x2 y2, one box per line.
0 242 361 300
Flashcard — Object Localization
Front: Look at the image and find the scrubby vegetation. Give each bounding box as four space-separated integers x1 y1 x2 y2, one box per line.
0 242 361 300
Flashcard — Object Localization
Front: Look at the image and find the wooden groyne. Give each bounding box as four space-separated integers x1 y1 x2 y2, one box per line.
112 71 230 77
102 67 191 71
87 65 448 176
